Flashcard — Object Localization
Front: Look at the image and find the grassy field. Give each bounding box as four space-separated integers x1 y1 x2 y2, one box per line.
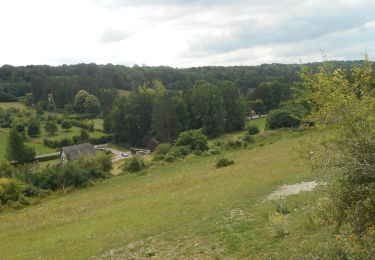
117 89 132 96
0 102 108 159
0 101 29 110
0 129 333 259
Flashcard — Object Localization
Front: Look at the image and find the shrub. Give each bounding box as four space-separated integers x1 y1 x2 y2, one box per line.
27 118 40 137
225 139 245 149
89 135 114 145
215 158 235 168
266 109 300 130
169 145 190 158
152 143 172 161
175 130 208 153
123 156 147 173
0 178 29 206
208 149 221 155
247 125 260 135
164 154 177 163
242 133 255 144
61 120 72 130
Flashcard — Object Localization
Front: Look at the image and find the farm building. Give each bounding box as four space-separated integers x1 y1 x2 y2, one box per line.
60 143 95 164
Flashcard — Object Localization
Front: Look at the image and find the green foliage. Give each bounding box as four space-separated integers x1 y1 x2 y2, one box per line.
276 201 290 215
44 120 58 135
122 156 148 173
217 80 246 132
111 87 154 146
80 129 89 143
266 109 300 130
215 157 235 168
35 101 44 115
27 118 40 137
0 178 29 207
299 58 375 235
24 93 33 105
152 81 181 142
191 80 226 137
269 211 289 238
74 90 89 113
175 129 208 153
84 94 101 115
242 133 255 144
5 127 35 163
61 119 72 130
246 125 260 135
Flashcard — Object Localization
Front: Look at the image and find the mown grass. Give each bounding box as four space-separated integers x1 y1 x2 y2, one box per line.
0 101 28 110
0 129 332 259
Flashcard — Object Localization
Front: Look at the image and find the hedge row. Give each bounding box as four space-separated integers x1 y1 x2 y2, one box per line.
43 135 114 149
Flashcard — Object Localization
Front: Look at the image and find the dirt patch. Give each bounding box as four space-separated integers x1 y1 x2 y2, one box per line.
265 181 322 201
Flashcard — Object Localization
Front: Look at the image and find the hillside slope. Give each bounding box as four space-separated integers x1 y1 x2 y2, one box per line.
0 131 329 259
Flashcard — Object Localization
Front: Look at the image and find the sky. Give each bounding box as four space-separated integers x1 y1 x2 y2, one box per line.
0 0 374 67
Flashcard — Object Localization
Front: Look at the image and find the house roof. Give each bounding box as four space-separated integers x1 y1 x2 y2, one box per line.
61 143 95 160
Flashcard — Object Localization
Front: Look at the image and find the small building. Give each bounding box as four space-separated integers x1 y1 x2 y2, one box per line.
130 148 151 156
60 143 95 164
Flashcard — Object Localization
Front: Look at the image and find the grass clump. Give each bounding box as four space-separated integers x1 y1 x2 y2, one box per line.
269 211 289 238
215 158 235 168
123 156 148 173
276 201 290 215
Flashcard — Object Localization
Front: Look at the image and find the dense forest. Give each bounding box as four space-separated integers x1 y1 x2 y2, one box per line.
0 61 366 109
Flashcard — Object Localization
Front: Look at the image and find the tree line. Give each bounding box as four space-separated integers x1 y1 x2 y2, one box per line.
0 61 368 111
109 80 246 146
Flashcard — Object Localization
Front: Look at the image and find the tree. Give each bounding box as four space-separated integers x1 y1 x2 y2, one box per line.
151 81 180 142
175 129 208 153
80 129 89 143
191 80 225 138
64 103 73 114
84 94 101 115
298 58 375 236
266 109 300 129
217 80 246 132
5 127 35 163
44 120 58 135
110 86 154 146
25 93 33 105
248 99 265 115
74 90 89 113
35 101 44 115
61 120 72 131
27 118 40 137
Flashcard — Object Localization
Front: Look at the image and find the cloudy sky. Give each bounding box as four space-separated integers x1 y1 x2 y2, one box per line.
0 0 374 67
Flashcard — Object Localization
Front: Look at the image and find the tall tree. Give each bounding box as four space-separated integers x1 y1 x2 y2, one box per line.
74 90 89 113
84 94 101 115
217 80 246 131
191 80 225 138
6 127 35 163
45 120 58 135
151 81 180 142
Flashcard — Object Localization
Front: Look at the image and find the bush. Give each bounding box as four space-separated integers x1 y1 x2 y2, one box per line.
266 109 300 130
61 120 72 130
169 145 190 158
123 156 148 173
208 149 221 155
0 178 29 206
175 130 208 153
215 158 235 168
89 135 114 145
242 133 255 144
247 125 260 135
224 139 246 149
153 143 172 161
27 118 40 137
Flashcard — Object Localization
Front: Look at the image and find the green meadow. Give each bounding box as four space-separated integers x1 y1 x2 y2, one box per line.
0 129 331 259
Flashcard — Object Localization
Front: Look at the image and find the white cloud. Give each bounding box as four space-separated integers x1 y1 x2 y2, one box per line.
0 0 374 67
